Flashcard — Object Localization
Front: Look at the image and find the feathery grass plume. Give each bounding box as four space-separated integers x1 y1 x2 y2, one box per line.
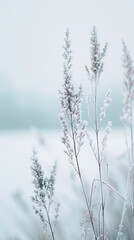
118 42 134 240
31 148 60 240
121 41 134 166
85 26 111 240
121 41 134 127
59 29 87 166
59 29 97 240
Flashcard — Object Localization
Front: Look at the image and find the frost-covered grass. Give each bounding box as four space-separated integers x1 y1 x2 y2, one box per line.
1 28 134 240
0 129 130 240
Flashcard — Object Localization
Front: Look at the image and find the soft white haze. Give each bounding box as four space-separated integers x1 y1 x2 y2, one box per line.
0 0 134 96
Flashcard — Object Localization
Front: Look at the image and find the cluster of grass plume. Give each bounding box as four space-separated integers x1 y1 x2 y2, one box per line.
30 28 134 240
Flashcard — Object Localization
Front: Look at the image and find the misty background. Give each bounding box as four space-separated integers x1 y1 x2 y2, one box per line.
1 1 134 239
0 0 134 129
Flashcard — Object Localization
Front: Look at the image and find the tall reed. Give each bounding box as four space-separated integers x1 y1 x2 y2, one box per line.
85 27 112 240
59 28 97 239
117 41 134 239
30 28 126 240
59 28 116 240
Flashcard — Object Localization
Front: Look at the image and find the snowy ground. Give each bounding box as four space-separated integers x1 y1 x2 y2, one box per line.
0 129 129 239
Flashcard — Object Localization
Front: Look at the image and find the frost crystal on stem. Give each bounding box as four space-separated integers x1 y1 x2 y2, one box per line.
99 89 112 125
101 121 112 160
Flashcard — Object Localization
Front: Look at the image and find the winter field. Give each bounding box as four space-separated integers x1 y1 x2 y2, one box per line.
0 128 130 240
1 2 134 239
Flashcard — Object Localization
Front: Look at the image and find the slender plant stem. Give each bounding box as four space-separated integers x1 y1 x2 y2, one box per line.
45 206 55 240
94 85 105 240
124 126 131 166
130 103 134 240
70 115 98 240
117 163 134 239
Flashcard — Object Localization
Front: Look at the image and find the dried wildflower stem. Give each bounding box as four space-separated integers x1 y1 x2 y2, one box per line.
90 179 125 206
130 108 134 239
85 27 110 240
45 206 55 240
70 114 97 239
130 111 134 161
59 29 97 240
91 177 126 239
117 163 134 239
95 87 105 240
124 126 131 165
121 41 134 239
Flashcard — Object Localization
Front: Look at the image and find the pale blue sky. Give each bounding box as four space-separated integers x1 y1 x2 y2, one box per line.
0 0 134 97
